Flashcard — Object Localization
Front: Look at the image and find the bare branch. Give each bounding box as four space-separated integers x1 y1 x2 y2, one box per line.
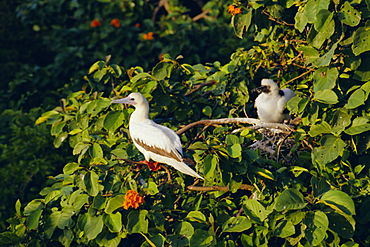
176 117 296 135
187 184 254 192
192 9 211 22
185 80 217 96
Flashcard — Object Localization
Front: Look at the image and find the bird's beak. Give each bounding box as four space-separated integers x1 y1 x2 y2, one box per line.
111 96 135 105
252 85 269 94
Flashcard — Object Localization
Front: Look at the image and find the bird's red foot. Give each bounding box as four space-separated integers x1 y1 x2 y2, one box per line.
140 160 161 171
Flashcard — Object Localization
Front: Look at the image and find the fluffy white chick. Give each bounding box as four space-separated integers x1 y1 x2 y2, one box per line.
254 79 295 123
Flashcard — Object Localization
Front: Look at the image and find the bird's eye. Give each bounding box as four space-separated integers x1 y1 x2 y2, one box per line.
130 98 135 101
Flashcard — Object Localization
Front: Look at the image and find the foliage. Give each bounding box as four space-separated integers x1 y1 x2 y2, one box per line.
2 0 370 246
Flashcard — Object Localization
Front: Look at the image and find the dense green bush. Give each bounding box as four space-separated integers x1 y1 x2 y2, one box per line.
2 0 370 245
0 0 249 232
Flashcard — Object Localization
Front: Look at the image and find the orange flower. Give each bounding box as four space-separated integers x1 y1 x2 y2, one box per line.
90 19 102 28
110 18 120 27
143 32 154 40
228 5 242 16
123 190 144 210
134 23 141 28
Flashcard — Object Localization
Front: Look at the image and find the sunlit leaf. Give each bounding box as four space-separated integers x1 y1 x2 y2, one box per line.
222 216 252 232
319 190 356 215
274 189 307 211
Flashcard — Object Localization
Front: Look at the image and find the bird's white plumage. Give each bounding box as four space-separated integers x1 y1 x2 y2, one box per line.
254 79 295 123
112 93 203 179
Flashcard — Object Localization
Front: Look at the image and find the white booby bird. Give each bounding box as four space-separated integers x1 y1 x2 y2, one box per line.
254 79 295 123
112 93 204 179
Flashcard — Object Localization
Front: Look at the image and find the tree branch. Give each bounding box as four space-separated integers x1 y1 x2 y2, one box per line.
176 117 296 135
187 184 254 192
185 80 217 96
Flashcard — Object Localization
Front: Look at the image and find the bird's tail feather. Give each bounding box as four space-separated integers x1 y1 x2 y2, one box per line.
170 160 204 180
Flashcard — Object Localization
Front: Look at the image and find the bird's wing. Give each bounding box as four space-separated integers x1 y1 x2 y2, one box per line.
130 120 183 162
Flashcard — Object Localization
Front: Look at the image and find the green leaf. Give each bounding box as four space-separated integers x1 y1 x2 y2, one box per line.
51 121 66 136
104 111 125 131
339 1 361 27
26 209 43 229
327 212 354 238
58 206 74 229
152 61 174 80
73 142 90 155
352 27 370 56
44 211 61 239
227 143 242 158
274 220 295 238
330 109 352 135
15 199 21 216
311 177 330 197
105 195 124 214
84 171 100 196
345 117 370 135
232 7 252 39
131 72 152 83
312 135 346 165
53 132 68 148
313 89 338 104
187 211 207 223
202 106 212 117
91 143 103 158
84 215 104 240
175 221 194 239
63 162 80 175
104 212 122 233
222 216 252 232
243 199 272 224
189 229 213 247
127 210 148 234
309 121 332 137
304 211 329 246
319 190 356 215
313 67 338 92
274 189 307 211
0 232 21 244
297 46 320 64
313 42 338 66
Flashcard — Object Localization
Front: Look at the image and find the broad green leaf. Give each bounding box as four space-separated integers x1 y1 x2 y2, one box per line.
313 42 337 66
58 206 74 229
15 199 21 216
26 209 43 229
141 233 165 247
352 27 370 56
24 200 43 215
104 212 122 233
95 229 121 247
188 142 208 150
72 193 89 211
105 195 125 214
243 199 272 224
104 111 124 131
131 72 152 83
311 177 330 197
274 189 307 211
232 7 252 39
274 220 295 238
189 229 213 247
295 11 308 32
175 221 194 239
45 190 62 204
73 142 90 155
53 132 68 148
63 162 80 175
312 135 346 165
286 211 306 225
84 171 100 196
84 215 104 240
330 109 352 135
152 61 174 80
304 211 329 246
91 143 103 158
309 121 331 137
319 190 356 215
0 232 21 244
187 211 207 223
203 155 218 178
327 212 354 238
313 67 338 92
345 117 370 135
344 88 367 109
313 89 338 104
339 1 361 27
222 216 252 232
127 210 148 234
44 211 61 239
227 143 242 158
298 46 320 64
202 106 212 117
51 121 66 136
